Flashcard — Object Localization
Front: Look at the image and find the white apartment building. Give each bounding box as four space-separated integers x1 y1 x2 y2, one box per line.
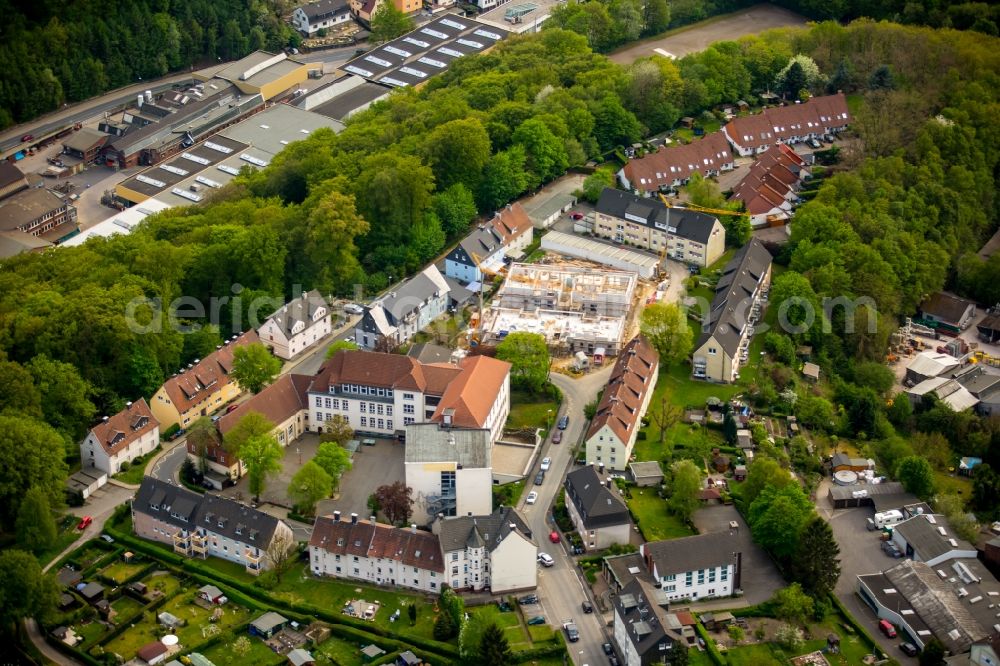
80 399 160 475
292 0 353 35
405 422 493 524
257 290 331 360
355 265 451 350
434 507 537 593
640 531 742 602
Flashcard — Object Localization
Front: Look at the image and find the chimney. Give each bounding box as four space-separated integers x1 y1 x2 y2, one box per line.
443 408 454 426
126 401 132 408
350 512 358 524
333 510 341 522
137 94 144 108
411 524 417 533
606 479 612 488
370 515 376 524
145 90 152 103
102 416 109 422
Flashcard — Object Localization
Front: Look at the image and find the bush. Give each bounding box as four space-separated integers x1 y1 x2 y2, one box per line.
119 461 131 472
162 423 181 440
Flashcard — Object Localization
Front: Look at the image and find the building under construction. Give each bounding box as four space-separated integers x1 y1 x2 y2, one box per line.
484 263 638 356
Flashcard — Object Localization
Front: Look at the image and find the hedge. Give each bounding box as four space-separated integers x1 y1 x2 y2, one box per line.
45 632 104 666
93 593 170 649
326 624 453 666
695 623 726 666
828 594 887 660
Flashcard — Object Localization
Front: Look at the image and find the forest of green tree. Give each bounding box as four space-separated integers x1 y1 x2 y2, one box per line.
0 0 299 128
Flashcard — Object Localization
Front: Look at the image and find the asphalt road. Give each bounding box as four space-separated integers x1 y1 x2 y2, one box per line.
518 368 613 666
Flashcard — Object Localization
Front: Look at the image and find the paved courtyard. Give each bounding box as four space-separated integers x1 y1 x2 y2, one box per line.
316 439 406 520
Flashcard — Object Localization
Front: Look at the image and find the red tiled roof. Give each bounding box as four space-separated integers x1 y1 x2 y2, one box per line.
310 515 444 572
490 203 532 244
730 143 807 216
89 398 158 456
160 330 259 415
311 350 430 394
622 132 732 192
431 355 510 428
217 373 311 436
724 93 850 151
586 337 659 444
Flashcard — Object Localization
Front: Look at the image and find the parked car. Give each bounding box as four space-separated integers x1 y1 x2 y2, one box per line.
808 138 822 149
552 430 562 444
900 642 919 657
534 471 545 485
537 552 554 567
549 531 560 543
77 516 93 530
100 534 114 543
563 620 579 642
526 491 538 505
558 416 569 430
527 615 546 625
602 643 614 656
497 600 512 612
519 594 539 605
225 402 241 414
21 134 33 143
343 303 364 315
581 600 593 613
570 212 584 220
879 620 897 639
540 457 551 471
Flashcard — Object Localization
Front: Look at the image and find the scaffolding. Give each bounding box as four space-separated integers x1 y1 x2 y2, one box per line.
495 263 637 318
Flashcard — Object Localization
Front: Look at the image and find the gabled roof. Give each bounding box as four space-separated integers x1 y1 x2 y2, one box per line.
263 290 328 337
564 466 629 529
364 265 450 333
299 0 350 20
431 354 510 428
158 330 260 415
696 238 772 357
88 399 158 457
309 515 444 572
217 373 311 436
137 641 168 662
134 477 284 548
586 336 658 444
0 161 26 191
595 188 721 245
723 94 850 150
311 349 456 395
0 188 68 231
615 579 680 657
489 203 532 245
436 506 534 553
894 513 975 563
449 225 504 268
907 351 960 379
920 292 975 326
251 611 288 633
641 530 741 576
621 132 732 191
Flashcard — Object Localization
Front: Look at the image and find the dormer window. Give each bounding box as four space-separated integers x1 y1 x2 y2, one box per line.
337 538 344 546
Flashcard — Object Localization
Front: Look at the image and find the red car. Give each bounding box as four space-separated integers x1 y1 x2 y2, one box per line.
20 134 33 143
225 402 241 414
549 531 560 543
77 516 93 530
878 620 897 638
570 212 584 220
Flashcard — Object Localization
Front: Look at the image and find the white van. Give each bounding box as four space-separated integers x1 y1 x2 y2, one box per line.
867 509 905 530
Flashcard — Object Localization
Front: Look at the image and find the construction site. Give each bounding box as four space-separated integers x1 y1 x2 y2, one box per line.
481 262 640 356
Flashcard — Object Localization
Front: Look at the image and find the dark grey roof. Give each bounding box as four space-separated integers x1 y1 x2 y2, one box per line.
251 611 288 633
613 579 680 659
447 225 504 268
311 81 392 121
436 506 534 553
955 366 1000 397
642 530 741 576
696 238 772 356
564 466 629 529
134 477 283 549
300 0 350 20
361 265 449 335
80 582 104 599
265 290 328 336
595 187 719 245
604 552 655 589
894 514 975 562
407 343 453 364
628 461 664 480
870 492 920 513
827 481 905 501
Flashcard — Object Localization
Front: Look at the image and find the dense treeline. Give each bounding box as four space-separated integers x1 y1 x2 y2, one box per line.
0 0 298 128
775 0 1000 33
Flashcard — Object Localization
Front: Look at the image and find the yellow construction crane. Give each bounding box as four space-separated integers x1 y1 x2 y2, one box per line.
657 192 746 218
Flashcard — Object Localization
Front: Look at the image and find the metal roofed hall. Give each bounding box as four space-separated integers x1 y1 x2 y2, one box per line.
309 80 392 120
540 231 660 278
217 103 344 156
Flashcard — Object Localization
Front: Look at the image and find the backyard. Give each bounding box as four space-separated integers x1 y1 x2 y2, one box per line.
626 490 696 541
315 636 370 666
200 635 285 666
100 558 149 584
507 388 560 432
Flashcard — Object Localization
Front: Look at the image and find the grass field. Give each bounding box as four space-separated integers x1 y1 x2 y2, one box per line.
627 491 696 541
316 636 369 665
507 389 559 432
109 595 144 619
100 559 148 584
201 636 285 666
724 643 780 664
113 446 161 485
140 570 183 599
934 470 972 498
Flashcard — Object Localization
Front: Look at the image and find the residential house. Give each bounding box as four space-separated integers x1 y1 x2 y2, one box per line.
404 422 493 524
0 188 78 243
355 265 450 350
292 0 353 35
250 611 289 638
722 93 851 156
308 349 510 442
445 203 533 283
613 579 681 666
195 373 313 486
891 513 978 567
150 330 260 430
640 531 742 602
309 511 444 593
627 461 664 487
434 506 537 593
618 132 734 195
584 336 660 471
132 477 295 575
691 238 772 383
564 466 631 551
257 290 331 360
857 558 1000 655
729 143 810 227
80 399 159 475
919 292 977 332
592 188 725 267
349 0 421 24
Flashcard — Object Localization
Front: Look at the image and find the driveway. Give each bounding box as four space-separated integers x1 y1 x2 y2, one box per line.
317 439 406 519
814 478 918 664
690 504 786 607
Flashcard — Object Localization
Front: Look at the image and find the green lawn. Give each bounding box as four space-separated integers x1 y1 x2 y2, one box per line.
140 571 183 599
493 480 526 507
64 542 112 571
316 636 369 666
109 595 144 620
626 491 696 541
100 559 148 584
267 563 439 641
724 643 782 665
934 471 972 498
507 389 559 431
200 636 285 666
75 620 108 647
113 446 162 485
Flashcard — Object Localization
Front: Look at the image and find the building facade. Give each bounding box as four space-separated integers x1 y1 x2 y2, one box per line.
640 531 741 602
150 330 260 429
613 579 681 666
435 507 537 593
309 512 444 593
445 203 534 283
564 466 631 551
355 265 450 350
0 188 78 242
722 93 851 156
692 239 772 383
584 336 659 471
292 0 353 35
80 399 160 475
257 290 331 360
132 477 294 575
592 188 725 267
405 423 493 524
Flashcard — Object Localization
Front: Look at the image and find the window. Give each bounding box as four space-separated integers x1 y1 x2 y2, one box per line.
331 398 339 409
709 570 716 582
377 403 384 415
404 417 414 425
685 572 693 586
708 347 717 355
386 405 393 416
341 400 349 410
387 420 393 430
665 585 676 592
404 404 414 414
314 396 322 407
404 393 414 401
377 419 384 429
452 553 458 561
369 402 376 413
315 412 322 422
360 403 367 413
721 568 728 581
360 416 367 427
324 397 332 409
665 574 676 582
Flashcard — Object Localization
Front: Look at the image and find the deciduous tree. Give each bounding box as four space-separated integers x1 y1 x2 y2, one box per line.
640 303 692 366
0 549 59 631
896 455 935 499
325 340 359 359
318 414 354 447
223 411 275 459
15 486 57 554
241 434 283 502
773 583 814 624
314 441 353 493
231 342 282 394
187 416 220 476
289 461 331 516
374 481 413 525
581 168 616 203
370 2 414 42
0 415 67 528
667 459 701 522
496 332 550 394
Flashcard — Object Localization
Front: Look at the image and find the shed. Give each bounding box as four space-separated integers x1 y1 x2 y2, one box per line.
199 584 226 604
129 581 148 596
361 644 386 661
711 453 730 473
827 481 905 509
905 351 960 385
733 465 747 481
397 651 422 666
802 362 820 383
188 654 216 666
919 292 976 331
959 456 982 476
698 487 722 502
158 611 183 629
250 611 289 638
58 593 77 610
628 461 664 487
137 641 169 666
524 191 576 229
830 453 872 472
735 429 753 449
57 566 81 589
827 633 840 653
64 465 108 500
79 582 104 603
287 648 315 666
977 314 1000 343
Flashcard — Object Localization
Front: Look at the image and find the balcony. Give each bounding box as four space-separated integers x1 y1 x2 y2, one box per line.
172 532 191 556
244 548 263 576
190 534 208 557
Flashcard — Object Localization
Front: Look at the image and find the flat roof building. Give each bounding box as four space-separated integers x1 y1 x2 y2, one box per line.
0 188 77 243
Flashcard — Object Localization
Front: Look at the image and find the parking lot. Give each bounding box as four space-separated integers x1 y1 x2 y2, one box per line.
316 438 405 519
